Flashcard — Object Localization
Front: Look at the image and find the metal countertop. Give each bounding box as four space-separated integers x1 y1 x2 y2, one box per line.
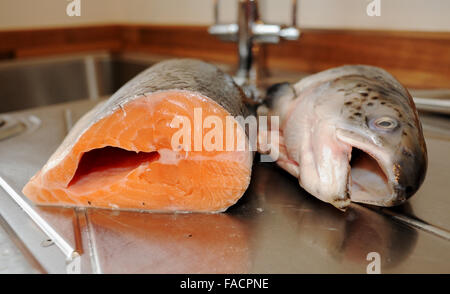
0 99 449 273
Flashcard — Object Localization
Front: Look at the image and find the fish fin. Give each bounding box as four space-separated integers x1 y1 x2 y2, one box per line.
276 138 300 178
257 127 272 155
258 129 299 177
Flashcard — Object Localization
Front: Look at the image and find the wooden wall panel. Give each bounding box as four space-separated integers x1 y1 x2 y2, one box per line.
264 29 450 89
120 25 237 64
0 25 449 88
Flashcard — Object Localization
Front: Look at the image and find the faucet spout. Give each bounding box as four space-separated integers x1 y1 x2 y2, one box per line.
236 0 258 80
209 0 300 102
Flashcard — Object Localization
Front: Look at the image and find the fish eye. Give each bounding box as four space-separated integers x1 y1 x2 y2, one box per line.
370 117 398 131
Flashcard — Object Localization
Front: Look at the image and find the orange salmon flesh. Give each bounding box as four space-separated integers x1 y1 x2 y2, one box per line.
22 91 253 212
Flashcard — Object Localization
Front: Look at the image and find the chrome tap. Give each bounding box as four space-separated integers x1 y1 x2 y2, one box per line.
209 0 300 102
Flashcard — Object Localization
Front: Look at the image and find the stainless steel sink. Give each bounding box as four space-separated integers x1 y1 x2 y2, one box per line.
0 52 163 113
0 99 449 273
0 53 449 273
2 52 449 113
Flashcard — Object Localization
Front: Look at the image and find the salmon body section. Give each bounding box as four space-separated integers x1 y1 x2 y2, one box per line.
23 59 253 212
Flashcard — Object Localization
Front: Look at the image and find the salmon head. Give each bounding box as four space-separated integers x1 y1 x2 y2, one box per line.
258 65 427 210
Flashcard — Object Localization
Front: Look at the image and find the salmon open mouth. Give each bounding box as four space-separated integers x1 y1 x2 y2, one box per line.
348 147 392 205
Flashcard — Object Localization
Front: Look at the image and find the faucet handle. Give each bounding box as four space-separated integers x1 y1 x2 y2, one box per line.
279 26 300 40
278 0 300 41
208 0 300 102
209 23 299 43
209 0 300 43
208 0 238 41
208 24 238 41
252 24 300 43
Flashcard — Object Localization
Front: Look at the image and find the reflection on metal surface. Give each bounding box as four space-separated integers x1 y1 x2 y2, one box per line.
72 209 84 255
66 252 81 274
413 97 450 115
0 177 76 261
0 115 26 141
84 56 100 101
64 109 74 132
378 208 450 241
0 213 45 274
0 114 41 141
419 113 450 138
0 53 158 113
83 210 250 274
0 55 90 113
235 163 420 272
85 210 102 274
0 65 450 273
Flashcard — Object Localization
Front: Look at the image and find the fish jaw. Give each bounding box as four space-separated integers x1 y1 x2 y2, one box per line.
262 65 427 210
283 113 353 210
335 127 425 207
390 135 427 205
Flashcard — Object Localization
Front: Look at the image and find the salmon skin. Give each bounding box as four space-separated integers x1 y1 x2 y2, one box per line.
258 65 427 210
23 59 253 213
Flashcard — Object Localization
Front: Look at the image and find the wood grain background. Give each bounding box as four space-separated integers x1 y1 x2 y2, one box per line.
1 25 449 89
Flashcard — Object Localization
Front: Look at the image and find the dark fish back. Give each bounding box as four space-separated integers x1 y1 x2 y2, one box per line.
102 58 249 118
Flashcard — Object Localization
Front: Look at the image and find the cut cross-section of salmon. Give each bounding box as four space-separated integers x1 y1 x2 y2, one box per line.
23 59 254 213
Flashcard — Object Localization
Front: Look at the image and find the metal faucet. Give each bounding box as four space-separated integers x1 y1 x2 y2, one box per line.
209 0 300 102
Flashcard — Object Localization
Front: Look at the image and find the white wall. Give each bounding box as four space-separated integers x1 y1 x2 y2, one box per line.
0 0 449 31
0 0 119 29
266 0 450 31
